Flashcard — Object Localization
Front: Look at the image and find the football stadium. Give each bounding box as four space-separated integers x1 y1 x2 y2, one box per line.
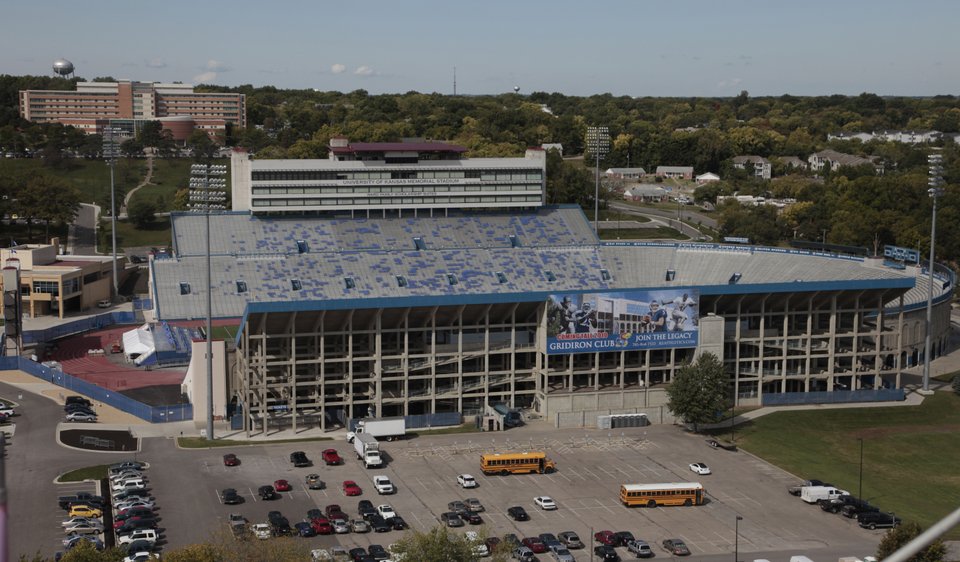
146 142 953 434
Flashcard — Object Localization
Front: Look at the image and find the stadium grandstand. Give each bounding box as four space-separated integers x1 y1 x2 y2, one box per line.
146 143 953 434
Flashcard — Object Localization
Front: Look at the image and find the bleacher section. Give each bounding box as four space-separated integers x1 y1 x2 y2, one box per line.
152 207 925 322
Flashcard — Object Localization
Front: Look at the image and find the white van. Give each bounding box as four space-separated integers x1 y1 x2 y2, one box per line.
800 486 848 504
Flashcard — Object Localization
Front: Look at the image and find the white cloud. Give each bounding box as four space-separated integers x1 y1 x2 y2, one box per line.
145 58 167 69
193 71 218 83
331 64 346 74
354 65 374 76
205 59 232 72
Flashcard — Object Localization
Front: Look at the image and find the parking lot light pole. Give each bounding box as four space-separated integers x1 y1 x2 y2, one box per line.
858 437 864 500
735 515 743 562
586 126 609 234
103 127 122 298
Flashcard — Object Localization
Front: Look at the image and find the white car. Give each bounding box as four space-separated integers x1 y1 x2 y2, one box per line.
377 504 397 519
457 474 478 488
332 519 350 534
465 530 489 556
62 520 103 534
689 462 712 475
534 496 558 510
373 475 395 494
122 551 155 562
61 517 101 529
252 523 271 540
65 411 97 422
115 499 154 511
0 406 14 417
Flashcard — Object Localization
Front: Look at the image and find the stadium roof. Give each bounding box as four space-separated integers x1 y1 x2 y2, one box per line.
150 206 934 323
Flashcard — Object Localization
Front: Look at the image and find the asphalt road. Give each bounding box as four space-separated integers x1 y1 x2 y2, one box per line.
609 201 718 231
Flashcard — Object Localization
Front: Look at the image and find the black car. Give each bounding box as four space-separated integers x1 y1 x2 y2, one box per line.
358 500 377 520
503 533 521 548
369 514 391 533
462 510 483 524
258 485 277 500
507 506 529 521
64 404 96 415
841 499 880 518
613 531 636 547
348 547 368 562
270 518 292 536
113 489 151 502
440 512 464 527
387 515 408 530
539 532 562 551
858 512 901 530
65 396 92 407
221 488 243 505
290 451 311 467
116 519 157 536
594 545 621 561
124 539 154 554
367 544 389 561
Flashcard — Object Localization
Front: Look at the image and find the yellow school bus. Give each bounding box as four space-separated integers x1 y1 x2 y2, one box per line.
620 482 705 507
480 451 557 475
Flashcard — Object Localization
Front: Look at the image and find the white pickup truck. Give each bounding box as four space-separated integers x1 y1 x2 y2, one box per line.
800 486 848 504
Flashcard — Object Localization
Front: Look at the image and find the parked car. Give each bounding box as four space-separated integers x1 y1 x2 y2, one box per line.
689 462 711 475
550 545 576 562
457 474 478 488
594 530 616 546
613 531 636 547
662 538 691 556
223 453 240 466
258 485 277 500
350 519 370 533
463 510 483 524
62 520 103 535
251 523 271 540
441 512 464 527
310 518 333 535
221 488 243 505
627 539 654 558
507 506 529 521
367 544 390 561
594 544 621 561
322 448 343 465
369 514 391 533
448 500 468 515
521 537 547 553
290 451 311 467
358 500 377 520
387 515 408 530
61 517 102 529
858 512 902 530
306 474 324 490
558 531 584 549
294 521 317 537
342 481 363 496
376 504 396 520
373 475 394 494
534 496 557 510
66 412 97 423
513 546 536 562
66 396 92 407
464 497 484 512
325 504 348 521
788 479 828 495
331 519 350 534
274 479 292 492
68 505 102 519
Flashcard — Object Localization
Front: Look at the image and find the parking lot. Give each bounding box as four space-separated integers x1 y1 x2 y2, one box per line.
145 424 882 559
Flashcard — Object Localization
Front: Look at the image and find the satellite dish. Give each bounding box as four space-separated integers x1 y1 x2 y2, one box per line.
513 85 520 93
52 58 75 77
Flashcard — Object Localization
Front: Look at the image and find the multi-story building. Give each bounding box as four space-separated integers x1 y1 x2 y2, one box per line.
808 150 883 174
18 80 245 141
732 155 772 180
230 139 547 214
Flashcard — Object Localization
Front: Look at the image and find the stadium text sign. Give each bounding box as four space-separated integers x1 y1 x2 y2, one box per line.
546 290 699 354
884 245 920 263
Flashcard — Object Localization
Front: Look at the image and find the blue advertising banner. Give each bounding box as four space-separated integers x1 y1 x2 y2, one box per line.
546 290 699 354
883 245 920 263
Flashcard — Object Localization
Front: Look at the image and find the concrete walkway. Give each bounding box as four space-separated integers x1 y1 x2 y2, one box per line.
119 155 155 217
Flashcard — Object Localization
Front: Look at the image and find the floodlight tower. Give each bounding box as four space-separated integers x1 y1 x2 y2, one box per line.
103 127 122 298
189 164 227 440
586 126 610 234
922 151 945 393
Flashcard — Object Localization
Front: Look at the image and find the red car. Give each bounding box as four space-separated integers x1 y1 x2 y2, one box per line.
322 448 343 465
522 537 548 554
594 530 617 546
325 504 348 521
274 479 292 492
310 517 333 535
342 480 362 496
223 453 240 466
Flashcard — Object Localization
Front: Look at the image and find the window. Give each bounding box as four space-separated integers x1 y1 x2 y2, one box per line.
179 282 191 295
291 279 302 291
344 277 356 289
296 240 308 254
413 237 427 250
446 274 459 286
600 269 612 281
236 281 248 293
509 235 520 248
396 275 407 287
496 272 508 284
545 271 556 282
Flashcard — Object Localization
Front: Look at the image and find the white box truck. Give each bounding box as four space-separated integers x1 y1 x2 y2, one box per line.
800 486 849 504
354 433 383 468
347 417 406 442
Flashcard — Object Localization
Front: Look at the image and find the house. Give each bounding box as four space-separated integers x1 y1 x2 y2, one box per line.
731 155 772 180
623 184 668 203
774 156 808 170
827 132 875 143
808 150 883 174
655 166 694 180
606 167 646 180
541 143 563 155
695 172 720 185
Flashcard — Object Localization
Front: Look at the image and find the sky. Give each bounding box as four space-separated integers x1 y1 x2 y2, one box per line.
2 0 957 97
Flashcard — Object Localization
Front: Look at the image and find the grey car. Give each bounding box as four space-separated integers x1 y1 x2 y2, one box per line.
441 512 464 527
550 545 576 562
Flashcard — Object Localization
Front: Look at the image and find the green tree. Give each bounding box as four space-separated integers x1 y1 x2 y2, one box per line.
952 374 960 395
128 199 157 228
188 129 218 161
876 522 946 562
666 352 728 432
391 525 496 562
15 173 81 242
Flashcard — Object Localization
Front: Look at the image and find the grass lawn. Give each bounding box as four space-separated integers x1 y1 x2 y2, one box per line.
99 218 172 251
725 391 960 537
599 227 686 240
59 464 109 482
0 158 146 206
127 159 199 210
